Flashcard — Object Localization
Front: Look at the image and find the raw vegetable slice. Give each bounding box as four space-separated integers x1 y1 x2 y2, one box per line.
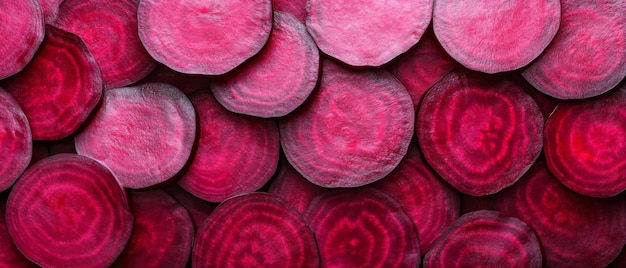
0 0 44 80
268 160 326 214
273 0 306 22
0 88 32 192
39 0 63 23
138 64 211 95
164 185 216 229
0 199 36 267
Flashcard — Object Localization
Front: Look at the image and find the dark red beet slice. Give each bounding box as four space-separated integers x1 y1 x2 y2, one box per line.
0 199 37 267
0 88 32 192
273 0 307 22
279 60 414 188
0 0 44 80
4 26 102 141
423 210 542 267
522 0 626 99
433 0 560 73
39 0 63 23
164 185 217 229
211 11 320 118
137 0 272 75
306 0 432 67
53 0 156 89
268 160 327 214
417 70 543 195
112 189 193 268
178 91 279 202
138 64 212 95
193 193 319 267
75 83 196 189
6 154 133 267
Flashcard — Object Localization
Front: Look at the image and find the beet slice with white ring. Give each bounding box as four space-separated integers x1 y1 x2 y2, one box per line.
0 88 32 192
0 0 44 80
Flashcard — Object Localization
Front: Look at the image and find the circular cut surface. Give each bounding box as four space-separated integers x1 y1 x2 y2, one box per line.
0 0 44 79
0 88 32 192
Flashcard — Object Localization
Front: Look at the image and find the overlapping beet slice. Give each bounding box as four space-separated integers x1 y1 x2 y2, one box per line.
0 0 44 80
39 0 63 23
6 154 133 268
193 193 319 267
163 185 216 229
273 0 307 22
0 88 32 192
0 198 36 267
268 160 327 214
138 64 212 95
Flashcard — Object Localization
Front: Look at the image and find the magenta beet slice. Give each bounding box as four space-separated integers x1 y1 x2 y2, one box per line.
138 0 272 75
0 88 32 192
306 0 432 67
0 200 36 267
75 83 196 189
0 0 44 80
433 0 560 73
178 91 279 202
522 0 626 99
273 0 306 22
6 154 133 267
280 60 414 188
211 11 320 118
163 185 216 229
268 160 327 214
193 193 319 267
112 189 193 268
424 210 542 267
417 70 543 196
39 0 63 23
138 64 212 95
4 26 102 141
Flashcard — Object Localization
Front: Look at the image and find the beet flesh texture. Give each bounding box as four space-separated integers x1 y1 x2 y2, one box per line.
38 0 63 23
268 160 327 214
163 185 216 229
0 200 36 267
0 0 44 80
75 83 196 189
417 70 543 196
193 193 319 268
5 25 102 141
6 154 133 268
0 88 32 192
137 0 272 75
306 0 432 67
522 0 626 99
280 60 414 188
273 0 307 22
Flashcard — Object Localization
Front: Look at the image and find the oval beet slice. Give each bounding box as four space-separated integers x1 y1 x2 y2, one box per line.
268 160 327 214
193 193 319 267
0 199 36 267
137 0 272 75
433 0 560 73
417 70 543 196
280 60 414 188
306 0 431 67
4 26 102 141
6 154 133 268
0 88 32 192
0 0 44 80
75 83 196 189
211 11 320 118
178 91 279 202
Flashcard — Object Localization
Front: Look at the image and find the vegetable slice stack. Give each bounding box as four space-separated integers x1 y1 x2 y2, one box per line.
268 160 327 214
0 0 44 80
164 185 216 229
0 88 32 192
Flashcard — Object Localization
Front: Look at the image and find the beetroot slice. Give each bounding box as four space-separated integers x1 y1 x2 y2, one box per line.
268 160 327 214
608 247 626 268
0 88 32 192
306 0 432 66
211 11 320 118
75 83 196 189
304 188 420 267
163 185 216 229
433 0 560 73
178 91 279 202
424 210 542 267
138 64 212 95
193 193 319 267
273 0 307 22
0 0 44 80
279 60 414 188
417 70 543 196
112 190 193 268
0 199 37 267
6 154 133 268
522 0 626 99
39 0 63 23
137 0 272 75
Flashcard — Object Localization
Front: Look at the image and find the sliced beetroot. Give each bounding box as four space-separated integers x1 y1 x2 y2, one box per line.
522 0 626 99
39 0 64 23
0 88 32 192
139 64 212 95
306 0 432 67
279 60 414 188
163 185 216 229
273 0 307 22
268 160 327 214
178 91 279 202
75 83 196 189
211 11 320 118
608 246 626 268
137 0 272 75
423 210 542 267
0 199 37 267
433 0 560 73
6 154 133 267
417 70 543 195
4 26 102 141
0 0 44 80
193 193 319 267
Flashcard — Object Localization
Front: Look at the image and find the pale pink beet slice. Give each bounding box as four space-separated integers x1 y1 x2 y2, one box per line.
193 193 319 267
417 70 543 196
0 0 44 80
211 11 320 118
279 60 414 188
6 154 133 268
268 160 327 214
0 88 32 192
38 0 63 23
163 185 216 229
138 64 212 95
4 26 102 141
433 0 560 73
306 0 432 67
273 0 307 22
522 0 626 99
0 199 37 267
178 91 279 202
75 83 196 189
137 0 272 75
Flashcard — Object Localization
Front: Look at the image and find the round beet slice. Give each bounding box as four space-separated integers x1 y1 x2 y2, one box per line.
433 0 560 73
417 70 543 196
279 60 414 188
164 185 216 229
193 193 319 267
6 154 133 268
211 11 320 118
0 0 44 80
306 0 432 67
268 160 327 214
75 83 196 189
137 0 272 75
0 88 32 192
